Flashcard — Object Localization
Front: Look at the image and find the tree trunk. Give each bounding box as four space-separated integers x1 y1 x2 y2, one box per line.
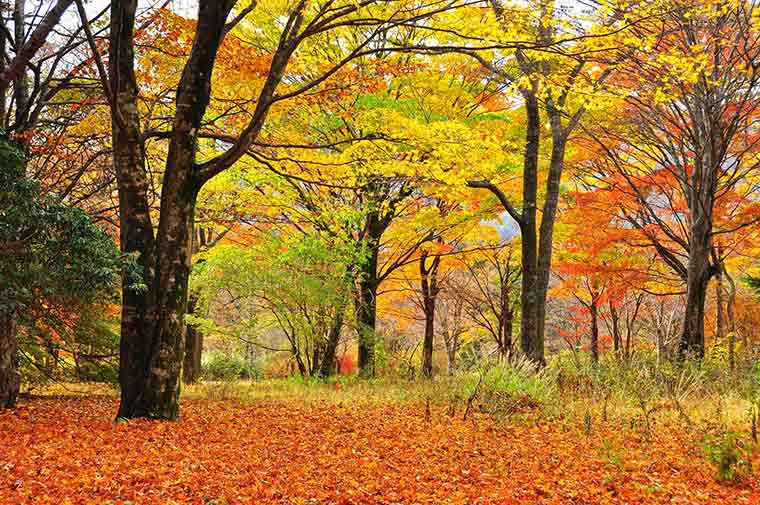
111 1 236 419
0 308 19 408
420 252 440 379
715 261 725 348
319 305 346 377
356 210 382 375
518 87 541 365
725 268 737 371
589 302 599 364
183 296 203 384
12 0 29 136
444 334 458 375
678 215 712 359
111 0 158 420
535 119 567 365
609 302 621 355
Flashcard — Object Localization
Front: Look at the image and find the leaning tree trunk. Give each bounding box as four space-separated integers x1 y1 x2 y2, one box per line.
0 308 19 408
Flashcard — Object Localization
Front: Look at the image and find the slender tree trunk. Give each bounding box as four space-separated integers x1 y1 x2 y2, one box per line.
183 295 203 384
535 121 567 363
589 302 599 364
609 302 621 355
725 267 737 371
518 88 541 365
444 332 458 375
715 262 725 348
0 308 19 408
420 252 440 379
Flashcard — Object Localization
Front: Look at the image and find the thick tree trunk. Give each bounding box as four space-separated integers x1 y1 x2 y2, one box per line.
0 308 19 408
112 1 236 419
679 216 712 359
110 0 158 420
356 210 382 375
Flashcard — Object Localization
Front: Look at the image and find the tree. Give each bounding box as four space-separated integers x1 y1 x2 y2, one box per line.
464 0 630 365
585 0 760 358
100 0 476 418
190 235 356 377
0 136 119 408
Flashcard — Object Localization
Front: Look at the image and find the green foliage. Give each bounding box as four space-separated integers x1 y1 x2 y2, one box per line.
0 135 120 315
701 431 754 482
192 232 357 376
202 350 264 381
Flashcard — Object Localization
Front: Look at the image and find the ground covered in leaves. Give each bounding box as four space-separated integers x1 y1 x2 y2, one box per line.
1 396 758 504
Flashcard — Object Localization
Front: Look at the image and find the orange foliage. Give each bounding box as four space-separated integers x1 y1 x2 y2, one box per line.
1 398 758 504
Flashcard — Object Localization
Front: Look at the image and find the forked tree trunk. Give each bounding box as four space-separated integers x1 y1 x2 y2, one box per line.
111 0 236 420
0 308 19 409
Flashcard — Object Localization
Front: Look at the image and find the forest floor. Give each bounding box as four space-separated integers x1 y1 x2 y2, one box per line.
1 381 758 504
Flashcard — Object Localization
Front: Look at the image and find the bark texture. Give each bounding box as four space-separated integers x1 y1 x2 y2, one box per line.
0 309 19 409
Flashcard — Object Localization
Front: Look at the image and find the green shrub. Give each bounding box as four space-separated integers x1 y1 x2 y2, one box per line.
201 351 264 381
701 431 753 482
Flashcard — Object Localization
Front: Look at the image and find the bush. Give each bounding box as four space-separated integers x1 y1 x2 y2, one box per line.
202 351 264 381
463 357 556 418
701 431 754 482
